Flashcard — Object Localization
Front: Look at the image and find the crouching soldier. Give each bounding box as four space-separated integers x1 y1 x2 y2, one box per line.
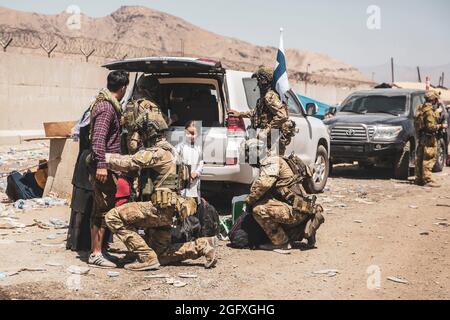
104 111 218 271
245 139 325 250
122 74 170 155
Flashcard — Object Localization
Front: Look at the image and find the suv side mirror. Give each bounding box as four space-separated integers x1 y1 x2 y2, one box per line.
305 103 318 116
327 106 337 116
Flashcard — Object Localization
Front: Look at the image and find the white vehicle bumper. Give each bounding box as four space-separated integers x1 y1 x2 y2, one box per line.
201 163 256 185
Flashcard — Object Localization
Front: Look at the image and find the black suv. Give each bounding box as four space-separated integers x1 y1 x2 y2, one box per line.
324 89 447 179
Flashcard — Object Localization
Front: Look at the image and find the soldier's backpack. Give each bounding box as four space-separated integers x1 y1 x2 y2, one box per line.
171 199 220 243
6 170 44 201
171 215 202 243
197 199 221 237
228 211 270 249
283 153 313 180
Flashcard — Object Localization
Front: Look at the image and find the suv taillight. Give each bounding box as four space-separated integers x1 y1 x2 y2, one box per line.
227 116 246 133
225 116 246 166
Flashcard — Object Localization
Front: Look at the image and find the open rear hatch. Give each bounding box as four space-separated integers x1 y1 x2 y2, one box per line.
103 57 225 76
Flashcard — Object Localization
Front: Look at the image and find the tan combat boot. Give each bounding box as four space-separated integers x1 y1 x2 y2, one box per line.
201 236 219 269
304 207 325 249
424 182 441 188
124 254 160 271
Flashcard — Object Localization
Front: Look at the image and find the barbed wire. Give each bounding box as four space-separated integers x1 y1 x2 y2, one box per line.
0 27 373 86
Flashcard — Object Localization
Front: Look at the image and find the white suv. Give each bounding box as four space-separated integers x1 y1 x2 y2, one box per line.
103 57 330 195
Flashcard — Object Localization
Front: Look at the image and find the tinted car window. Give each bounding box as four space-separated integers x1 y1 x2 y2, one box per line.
242 78 259 109
341 95 407 115
286 92 301 114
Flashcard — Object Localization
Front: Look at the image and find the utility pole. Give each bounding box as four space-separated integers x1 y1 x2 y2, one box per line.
305 63 311 95
442 72 445 87
417 66 422 83
390 57 395 84
180 39 184 57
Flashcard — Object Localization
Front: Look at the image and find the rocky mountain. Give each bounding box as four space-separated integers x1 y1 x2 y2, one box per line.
0 5 372 85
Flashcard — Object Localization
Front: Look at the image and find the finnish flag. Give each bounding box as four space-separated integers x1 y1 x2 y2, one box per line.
274 28 290 102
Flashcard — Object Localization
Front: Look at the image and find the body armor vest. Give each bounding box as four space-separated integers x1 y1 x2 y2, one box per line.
270 155 314 213
251 97 271 130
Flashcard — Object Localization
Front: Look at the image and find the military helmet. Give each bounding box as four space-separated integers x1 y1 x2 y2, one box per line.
137 75 160 91
252 65 274 87
135 110 168 140
424 90 440 102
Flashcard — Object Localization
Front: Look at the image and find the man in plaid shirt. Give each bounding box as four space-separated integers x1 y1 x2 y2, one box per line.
88 70 129 268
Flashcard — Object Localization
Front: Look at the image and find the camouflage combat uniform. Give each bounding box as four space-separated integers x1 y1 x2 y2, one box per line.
229 66 295 155
123 75 170 155
245 149 324 247
123 98 168 154
415 91 441 186
104 137 217 271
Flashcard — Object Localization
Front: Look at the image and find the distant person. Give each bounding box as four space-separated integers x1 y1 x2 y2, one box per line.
88 70 129 268
433 97 449 167
414 90 444 188
176 121 204 209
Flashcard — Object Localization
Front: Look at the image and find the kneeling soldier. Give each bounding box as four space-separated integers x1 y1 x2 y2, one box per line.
245 139 325 250
104 111 218 271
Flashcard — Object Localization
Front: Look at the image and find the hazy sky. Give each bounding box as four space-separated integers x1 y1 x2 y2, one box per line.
1 0 449 67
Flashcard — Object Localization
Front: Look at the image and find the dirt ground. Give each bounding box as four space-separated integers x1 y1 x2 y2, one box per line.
1 158 449 300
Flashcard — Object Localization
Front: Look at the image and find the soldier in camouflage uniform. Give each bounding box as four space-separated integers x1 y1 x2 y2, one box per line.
433 97 449 167
104 111 217 271
244 139 325 250
123 75 169 155
414 90 444 187
228 66 296 155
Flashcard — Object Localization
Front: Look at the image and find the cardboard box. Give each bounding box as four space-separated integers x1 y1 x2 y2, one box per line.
43 121 77 138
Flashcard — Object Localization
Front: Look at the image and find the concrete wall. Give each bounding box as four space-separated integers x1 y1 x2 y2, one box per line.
0 52 108 144
0 52 372 145
291 81 372 106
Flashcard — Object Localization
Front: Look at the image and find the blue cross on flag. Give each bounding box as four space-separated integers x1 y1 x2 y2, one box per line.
273 28 290 102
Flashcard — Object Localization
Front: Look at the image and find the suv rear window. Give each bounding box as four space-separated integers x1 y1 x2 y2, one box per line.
160 83 221 127
341 95 407 116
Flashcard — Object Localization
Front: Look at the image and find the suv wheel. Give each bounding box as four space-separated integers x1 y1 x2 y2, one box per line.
304 145 329 194
432 138 446 173
393 141 410 180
